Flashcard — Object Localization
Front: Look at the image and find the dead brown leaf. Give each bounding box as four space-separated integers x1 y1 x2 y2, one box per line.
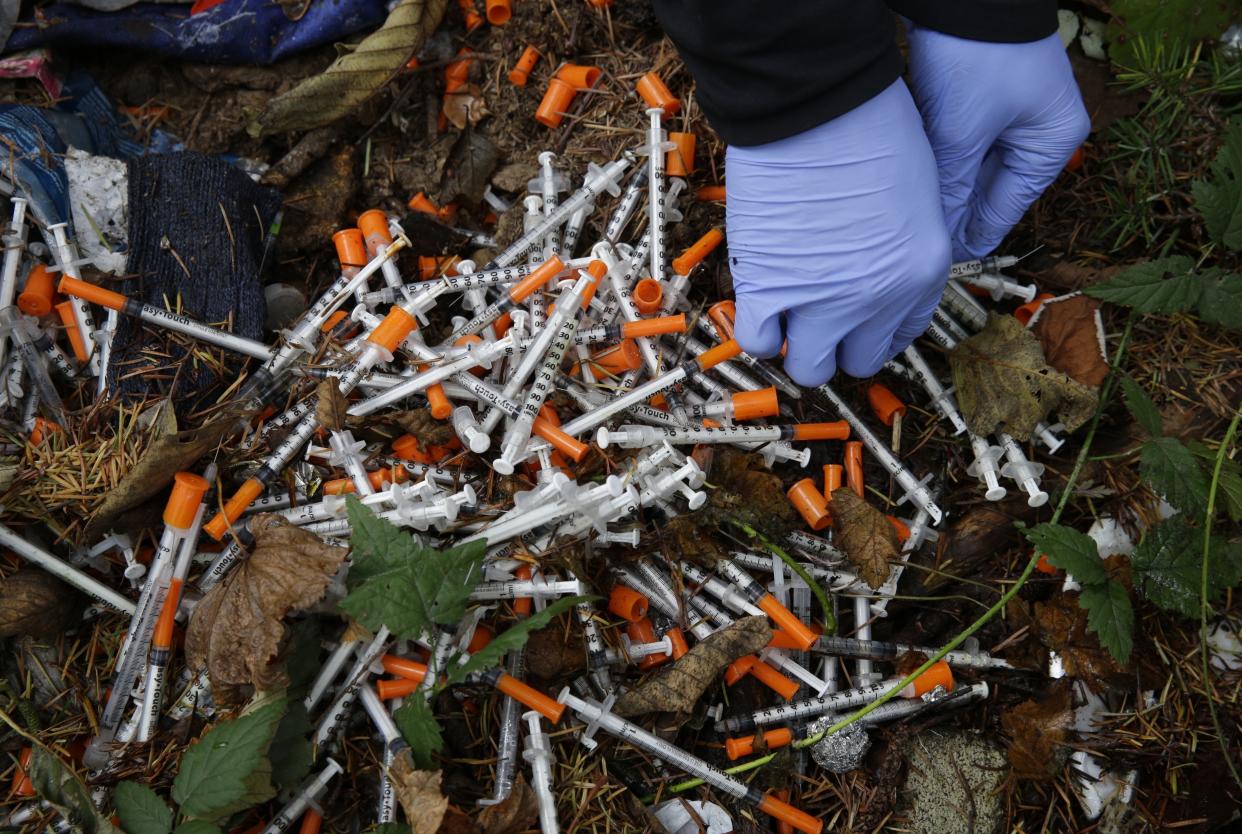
614 616 772 717
1001 684 1074 779
1034 593 1127 692
384 408 457 446
390 753 449 834
523 624 586 682
315 380 350 431
85 414 236 539
186 515 347 703
442 84 489 131
831 487 899 589
928 503 1034 591
0 570 83 638
658 515 728 563
439 130 500 206
1032 295 1109 387
706 448 797 535
437 806 480 834
950 313 1098 441
476 773 538 834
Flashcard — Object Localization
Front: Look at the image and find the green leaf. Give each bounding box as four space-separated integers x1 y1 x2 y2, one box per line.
1120 376 1163 436
1130 518 1203 617
1195 271 1242 330
1022 523 1107 586
284 618 323 700
1083 256 1201 313
1140 436 1210 514
340 497 489 640
1187 440 1242 522
113 782 172 834
447 596 593 686
393 697 443 771
1191 117 1242 251
1079 580 1134 664
172 697 287 821
174 822 223 834
29 745 119 834
268 700 313 791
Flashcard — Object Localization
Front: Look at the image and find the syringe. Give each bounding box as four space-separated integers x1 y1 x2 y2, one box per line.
0 307 66 421
597 421 848 449
260 758 342 834
0 198 28 373
557 690 823 834
808 634 1014 671
948 254 1021 279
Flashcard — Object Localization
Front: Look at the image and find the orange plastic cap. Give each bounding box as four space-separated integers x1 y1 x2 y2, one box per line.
1014 293 1056 326
665 131 696 178
532 417 589 462
468 623 494 654
787 478 830 531
509 46 541 86
321 309 349 333
757 595 816 650
299 810 323 834
55 301 89 362
844 441 864 497
391 434 423 461
632 278 663 314
909 660 954 697
822 464 843 501
152 579 182 648
485 0 511 24
556 64 602 89
381 654 429 682
749 658 799 700
1035 552 1058 575
626 617 657 645
426 383 454 420
673 229 724 277
867 383 906 427
767 623 823 650
163 471 210 528
636 71 680 114
377 678 421 700
608 584 649 621
368 306 417 353
535 78 576 128
581 339 641 375
204 477 265 540
333 228 368 269
792 421 850 441
886 515 910 542
666 627 689 659
58 275 126 312
1065 146 1085 173
757 793 824 834
731 387 779 421
407 192 438 215
495 673 565 723
29 417 60 446
513 565 534 615
357 209 393 252
511 256 564 301
723 655 757 685
10 747 33 798
725 728 793 761
695 185 726 202
18 265 56 316
697 338 741 370
706 299 737 340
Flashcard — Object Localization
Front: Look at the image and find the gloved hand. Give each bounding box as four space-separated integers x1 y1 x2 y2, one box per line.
727 80 950 387
904 26 1090 261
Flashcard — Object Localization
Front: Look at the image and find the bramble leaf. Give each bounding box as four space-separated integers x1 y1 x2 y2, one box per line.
1195 270 1242 330
1083 256 1200 313
1187 440 1242 523
340 497 489 640
1079 580 1133 664
172 697 286 821
1120 376 1162 436
1023 523 1107 586
393 697 443 771
1140 436 1210 514
1191 117 1242 251
447 596 591 686
29 746 119 834
113 782 172 834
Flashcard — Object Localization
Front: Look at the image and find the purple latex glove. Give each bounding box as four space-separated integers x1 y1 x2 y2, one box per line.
727 81 950 387
905 26 1090 261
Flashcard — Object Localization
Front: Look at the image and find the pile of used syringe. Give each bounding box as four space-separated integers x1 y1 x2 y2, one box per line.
0 69 1062 834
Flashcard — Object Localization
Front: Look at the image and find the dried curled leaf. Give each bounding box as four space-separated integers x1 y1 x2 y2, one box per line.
439 129 501 206
186 515 347 704
1001 685 1073 779
1033 593 1127 692
949 313 1098 441
706 448 797 538
255 0 450 135
831 488 898 590
389 753 449 834
614 616 772 717
385 408 457 446
0 569 83 638
1032 295 1109 387
442 84 489 131
476 773 538 834
85 415 235 539
315 380 350 431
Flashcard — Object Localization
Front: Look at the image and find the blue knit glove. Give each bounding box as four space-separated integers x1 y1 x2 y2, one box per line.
726 80 951 386
905 26 1090 261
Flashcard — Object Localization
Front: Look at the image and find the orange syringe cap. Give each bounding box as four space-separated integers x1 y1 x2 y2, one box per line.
696 185 726 202
510 255 565 301
791 421 851 441
706 300 736 340
608 584 649 622
495 673 565 723
55 301 89 362
535 77 576 128
58 275 126 312
357 209 394 254
582 339 642 375
17 265 55 317
204 477 265 540
382 654 430 682
767 622 823 650
822 464 843 510
749 657 799 700
731 387 779 421
513 564 534 615
867 383 906 427
757 594 816 650
632 278 663 315
9 747 33 798
757 793 824 834
636 71 680 114
673 228 724 277
457 0 484 32
333 228 367 270
485 0 511 25
905 660 954 697
844 441 864 497
532 417 589 462
163 471 210 529
724 654 757 685
321 309 349 333
622 313 686 339
696 338 741 370
787 478 830 531
426 383 454 420
377 677 422 700
725 727 793 761
556 64 602 89
887 515 911 542
407 192 438 216
509 45 541 86
1014 293 1056 326
666 131 696 177
367 306 416 354
666 627 689 659
468 623 494 654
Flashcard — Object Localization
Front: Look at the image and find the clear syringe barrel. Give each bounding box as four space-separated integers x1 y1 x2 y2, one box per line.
0 307 64 420
347 333 515 417
645 108 670 285
261 758 343 834
0 198 27 310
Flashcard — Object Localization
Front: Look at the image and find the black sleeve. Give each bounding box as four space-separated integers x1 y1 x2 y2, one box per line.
650 0 903 148
887 0 1058 42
